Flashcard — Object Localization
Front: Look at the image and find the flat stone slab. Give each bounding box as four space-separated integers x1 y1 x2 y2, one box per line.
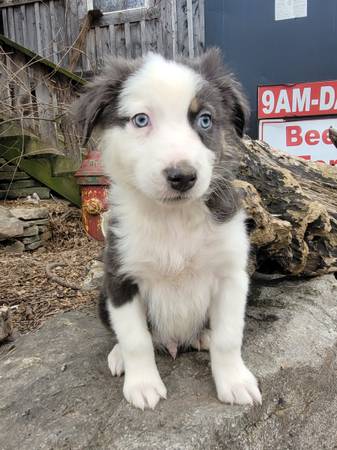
1 275 337 449
22 225 39 237
22 218 49 228
10 207 49 221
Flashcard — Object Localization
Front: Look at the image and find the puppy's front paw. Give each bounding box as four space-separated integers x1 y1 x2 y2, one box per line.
213 360 261 405
123 371 167 410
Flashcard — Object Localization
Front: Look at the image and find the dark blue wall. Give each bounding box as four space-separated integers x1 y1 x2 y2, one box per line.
205 0 337 137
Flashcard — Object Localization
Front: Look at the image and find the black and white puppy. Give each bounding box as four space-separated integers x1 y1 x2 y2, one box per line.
75 49 262 410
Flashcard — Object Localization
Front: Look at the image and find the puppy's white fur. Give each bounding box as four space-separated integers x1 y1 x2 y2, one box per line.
97 54 262 409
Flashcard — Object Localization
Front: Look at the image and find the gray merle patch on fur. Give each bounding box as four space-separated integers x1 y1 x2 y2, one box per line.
73 58 141 145
185 49 248 222
100 226 139 315
192 48 249 138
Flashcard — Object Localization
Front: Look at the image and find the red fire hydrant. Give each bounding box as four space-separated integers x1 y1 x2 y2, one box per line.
75 150 110 241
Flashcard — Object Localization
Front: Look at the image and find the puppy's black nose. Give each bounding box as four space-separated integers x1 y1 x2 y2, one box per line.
164 164 197 192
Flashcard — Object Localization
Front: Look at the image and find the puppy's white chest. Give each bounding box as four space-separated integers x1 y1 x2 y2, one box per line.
119 212 219 345
126 214 215 280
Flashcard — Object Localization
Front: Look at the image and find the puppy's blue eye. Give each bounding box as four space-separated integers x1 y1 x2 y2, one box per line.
197 113 212 130
132 113 150 128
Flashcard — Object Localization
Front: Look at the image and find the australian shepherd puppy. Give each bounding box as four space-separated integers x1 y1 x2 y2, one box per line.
75 49 262 410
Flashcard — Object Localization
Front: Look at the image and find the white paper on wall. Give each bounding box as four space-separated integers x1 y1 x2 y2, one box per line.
275 0 307 21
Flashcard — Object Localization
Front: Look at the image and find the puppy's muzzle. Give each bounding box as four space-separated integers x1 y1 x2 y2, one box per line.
164 163 197 193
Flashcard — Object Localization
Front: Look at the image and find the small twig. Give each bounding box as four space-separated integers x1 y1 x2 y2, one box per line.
46 262 81 290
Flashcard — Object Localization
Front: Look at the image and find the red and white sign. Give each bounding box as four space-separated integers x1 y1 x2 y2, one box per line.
259 118 337 165
258 80 337 119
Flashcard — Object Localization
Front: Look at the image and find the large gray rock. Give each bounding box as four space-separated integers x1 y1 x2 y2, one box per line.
1 275 337 450
0 206 23 240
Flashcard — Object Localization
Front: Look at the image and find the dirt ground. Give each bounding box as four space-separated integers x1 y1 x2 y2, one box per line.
0 198 103 334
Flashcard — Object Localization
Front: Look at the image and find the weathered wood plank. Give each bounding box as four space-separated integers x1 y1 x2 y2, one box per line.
115 23 126 57
186 0 194 57
39 2 53 59
156 18 163 55
85 28 97 72
124 21 131 58
108 24 116 57
2 8 9 36
20 4 27 47
77 0 88 71
198 0 205 53
176 0 189 57
94 5 159 26
53 0 68 67
159 0 173 58
94 25 103 66
12 6 23 45
140 19 146 55
25 3 38 53
144 17 159 52
34 76 58 146
0 50 12 108
6 6 15 41
130 21 141 58
0 0 42 8
34 2 43 55
171 0 177 58
12 51 34 131
67 0 79 45
0 36 85 85
66 0 80 69
101 26 111 58
49 1 58 64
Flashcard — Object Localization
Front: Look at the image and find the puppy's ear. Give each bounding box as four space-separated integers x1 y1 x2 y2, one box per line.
73 58 140 145
199 48 249 138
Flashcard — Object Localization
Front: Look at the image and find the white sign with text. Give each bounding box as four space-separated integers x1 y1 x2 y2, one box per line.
259 118 337 165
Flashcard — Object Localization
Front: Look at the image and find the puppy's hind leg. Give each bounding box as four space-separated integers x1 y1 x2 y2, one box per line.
191 328 211 352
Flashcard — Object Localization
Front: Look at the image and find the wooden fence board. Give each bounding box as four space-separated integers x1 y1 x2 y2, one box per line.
0 0 205 72
39 2 53 59
124 21 132 57
85 28 96 72
140 18 146 54
130 21 141 58
108 24 116 57
7 6 15 41
2 9 9 36
101 26 111 58
49 1 58 63
176 0 189 57
13 5 24 45
34 2 42 55
25 3 37 54
115 23 126 57
186 0 194 57
20 5 27 48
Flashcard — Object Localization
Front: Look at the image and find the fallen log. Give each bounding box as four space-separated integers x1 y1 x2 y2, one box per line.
237 138 337 277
